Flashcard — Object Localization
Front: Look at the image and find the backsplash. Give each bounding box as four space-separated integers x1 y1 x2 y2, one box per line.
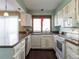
19 26 32 32
60 27 79 40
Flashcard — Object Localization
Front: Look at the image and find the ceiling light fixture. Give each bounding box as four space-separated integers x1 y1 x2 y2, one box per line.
4 0 9 16
41 9 44 11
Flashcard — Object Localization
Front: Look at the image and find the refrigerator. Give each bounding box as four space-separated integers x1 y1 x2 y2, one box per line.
0 16 19 46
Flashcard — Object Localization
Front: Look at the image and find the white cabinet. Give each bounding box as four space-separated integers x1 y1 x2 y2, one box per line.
52 35 57 50
41 35 54 49
54 15 58 26
20 13 32 26
26 34 31 55
31 35 54 49
54 10 63 27
13 39 25 59
31 35 41 48
66 41 79 59
26 14 32 26
55 0 79 27
76 0 79 24
0 39 25 59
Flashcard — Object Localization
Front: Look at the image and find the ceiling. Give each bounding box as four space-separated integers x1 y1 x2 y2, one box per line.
0 0 23 11
0 0 62 14
23 0 62 12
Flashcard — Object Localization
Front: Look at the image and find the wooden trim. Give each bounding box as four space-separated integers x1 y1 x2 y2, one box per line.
32 16 34 32
41 18 43 32
30 49 55 51
50 16 52 32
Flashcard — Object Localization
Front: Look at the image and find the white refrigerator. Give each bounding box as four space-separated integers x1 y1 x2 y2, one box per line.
0 16 19 46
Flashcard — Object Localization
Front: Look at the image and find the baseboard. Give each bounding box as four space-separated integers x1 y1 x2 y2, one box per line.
31 48 53 50
30 48 56 54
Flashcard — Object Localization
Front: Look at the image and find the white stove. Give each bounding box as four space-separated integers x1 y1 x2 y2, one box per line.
55 35 66 59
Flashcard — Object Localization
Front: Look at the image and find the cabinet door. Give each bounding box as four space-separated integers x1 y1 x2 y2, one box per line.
68 0 75 13
41 35 53 49
76 0 79 23
63 5 68 17
46 37 53 48
54 15 58 26
58 10 63 27
20 49 25 59
13 52 21 59
26 14 32 26
31 35 41 48
26 35 31 55
41 37 47 48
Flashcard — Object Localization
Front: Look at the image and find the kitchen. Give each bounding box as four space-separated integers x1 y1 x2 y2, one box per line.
0 0 79 59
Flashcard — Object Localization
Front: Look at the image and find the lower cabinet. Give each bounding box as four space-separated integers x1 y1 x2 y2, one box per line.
13 47 25 59
26 35 31 55
31 35 55 49
66 41 79 59
13 39 25 59
31 35 41 48
0 39 25 59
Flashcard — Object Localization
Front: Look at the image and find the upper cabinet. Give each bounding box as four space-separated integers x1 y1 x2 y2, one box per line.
76 0 79 22
54 10 63 27
54 0 79 27
20 12 32 26
54 14 58 26
26 14 32 26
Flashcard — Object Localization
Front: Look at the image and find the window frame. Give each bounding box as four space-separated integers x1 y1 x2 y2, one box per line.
32 16 52 32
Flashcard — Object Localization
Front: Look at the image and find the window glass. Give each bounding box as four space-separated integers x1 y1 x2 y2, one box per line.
33 18 41 32
33 17 51 32
43 18 50 32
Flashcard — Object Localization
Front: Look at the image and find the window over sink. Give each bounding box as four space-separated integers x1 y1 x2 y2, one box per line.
32 16 51 32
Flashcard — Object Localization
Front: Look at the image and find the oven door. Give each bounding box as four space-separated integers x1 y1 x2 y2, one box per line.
55 36 63 59
57 40 62 52
56 37 66 59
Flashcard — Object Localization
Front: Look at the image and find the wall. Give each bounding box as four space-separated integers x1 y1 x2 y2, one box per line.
16 0 28 13
0 11 20 16
29 11 52 15
54 0 71 14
